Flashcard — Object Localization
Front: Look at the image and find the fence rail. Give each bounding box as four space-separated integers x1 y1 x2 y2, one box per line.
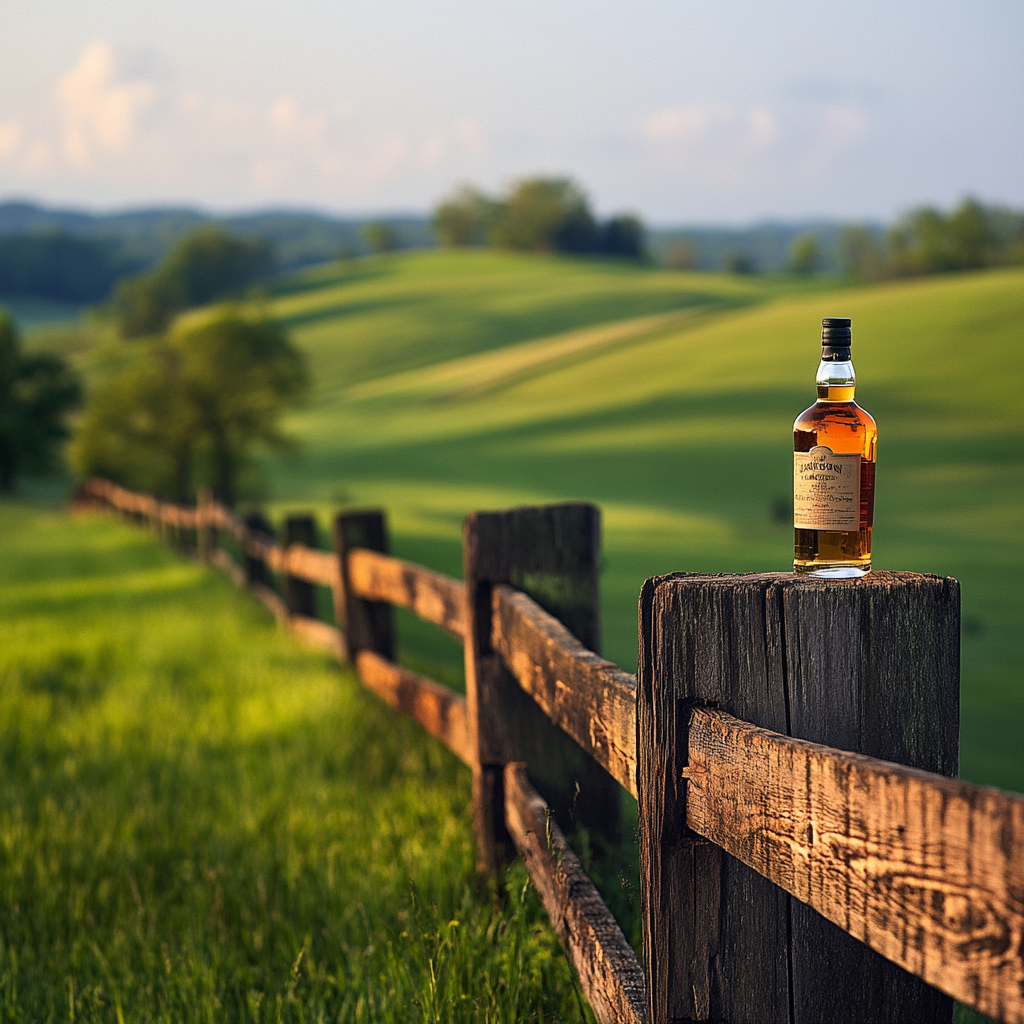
74 478 1024 1024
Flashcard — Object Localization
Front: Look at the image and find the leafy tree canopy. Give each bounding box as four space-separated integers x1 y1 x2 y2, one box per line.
72 307 307 505
0 309 81 490
432 177 645 259
113 226 274 339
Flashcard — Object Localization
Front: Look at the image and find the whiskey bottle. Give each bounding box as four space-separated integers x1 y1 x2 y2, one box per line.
793 317 877 577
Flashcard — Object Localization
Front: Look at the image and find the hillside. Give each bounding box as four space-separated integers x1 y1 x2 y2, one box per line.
255 253 1023 790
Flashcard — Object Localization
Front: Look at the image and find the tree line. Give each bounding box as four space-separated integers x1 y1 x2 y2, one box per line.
433 178 645 258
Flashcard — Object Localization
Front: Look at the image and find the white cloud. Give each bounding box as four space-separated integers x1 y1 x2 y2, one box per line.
0 121 21 159
642 104 777 152
56 41 154 166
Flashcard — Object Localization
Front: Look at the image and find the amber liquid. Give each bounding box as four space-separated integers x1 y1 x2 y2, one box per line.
794 386 877 575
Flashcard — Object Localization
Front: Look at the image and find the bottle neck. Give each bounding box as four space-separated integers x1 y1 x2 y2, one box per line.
815 351 856 401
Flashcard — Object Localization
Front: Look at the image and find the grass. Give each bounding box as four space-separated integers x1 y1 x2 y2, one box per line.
0 500 594 1022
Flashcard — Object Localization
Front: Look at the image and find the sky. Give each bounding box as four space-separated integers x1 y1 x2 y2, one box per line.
0 1 1021 224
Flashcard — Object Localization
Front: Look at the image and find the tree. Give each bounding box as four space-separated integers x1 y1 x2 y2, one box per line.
433 186 496 246
597 214 645 258
725 250 756 275
362 222 401 254
490 177 596 253
72 308 307 505
0 309 81 490
114 226 273 339
837 225 884 282
789 234 821 275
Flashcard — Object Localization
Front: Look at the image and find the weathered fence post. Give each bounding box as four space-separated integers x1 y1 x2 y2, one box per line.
463 503 621 876
197 489 215 562
332 511 393 661
637 571 959 1024
283 514 318 619
243 513 274 588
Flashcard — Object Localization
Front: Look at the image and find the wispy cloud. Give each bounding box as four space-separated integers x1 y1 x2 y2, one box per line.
57 41 155 167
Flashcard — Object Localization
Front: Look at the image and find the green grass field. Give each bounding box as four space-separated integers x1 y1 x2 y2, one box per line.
0 500 594 1022
259 253 1023 791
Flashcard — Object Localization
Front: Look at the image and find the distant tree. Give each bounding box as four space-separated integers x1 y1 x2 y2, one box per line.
597 214 645 258
725 250 756 275
837 225 885 282
789 234 821 275
362 222 401 254
491 177 596 253
0 309 81 490
114 226 273 339
664 239 699 270
433 186 497 246
72 308 307 506
947 197 997 270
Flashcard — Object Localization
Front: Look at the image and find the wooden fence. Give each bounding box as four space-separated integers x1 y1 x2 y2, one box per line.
74 478 1024 1024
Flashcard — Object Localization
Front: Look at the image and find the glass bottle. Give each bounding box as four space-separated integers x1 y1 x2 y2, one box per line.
793 317 877 577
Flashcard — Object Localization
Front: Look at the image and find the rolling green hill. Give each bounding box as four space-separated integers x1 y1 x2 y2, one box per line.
256 253 1023 791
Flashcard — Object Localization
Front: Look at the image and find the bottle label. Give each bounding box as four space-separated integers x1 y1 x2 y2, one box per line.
794 445 861 530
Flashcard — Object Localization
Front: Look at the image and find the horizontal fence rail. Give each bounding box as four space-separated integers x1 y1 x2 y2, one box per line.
348 547 467 641
491 584 637 798
686 706 1024 1024
74 479 1024 1024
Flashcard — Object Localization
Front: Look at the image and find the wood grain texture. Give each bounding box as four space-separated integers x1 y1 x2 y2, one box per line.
463 504 620 875
347 547 466 640
503 763 646 1024
355 650 471 765
686 707 1024 1024
491 584 637 798
639 571 959 1024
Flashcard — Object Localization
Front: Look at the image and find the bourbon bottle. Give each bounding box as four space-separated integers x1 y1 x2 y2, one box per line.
793 317 876 577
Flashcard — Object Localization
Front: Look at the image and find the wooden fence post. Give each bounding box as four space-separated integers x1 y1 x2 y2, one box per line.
197 489 215 562
332 511 393 660
463 503 620 877
244 513 274 588
637 571 959 1024
284 515 318 619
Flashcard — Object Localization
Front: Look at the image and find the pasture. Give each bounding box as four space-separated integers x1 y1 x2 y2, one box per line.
260 253 1023 791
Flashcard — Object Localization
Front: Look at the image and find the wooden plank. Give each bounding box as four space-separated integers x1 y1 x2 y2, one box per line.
347 547 465 640
354 650 471 765
251 582 288 624
491 584 637 798
285 545 338 589
638 571 958 1024
210 548 246 589
289 615 345 659
463 504 621 876
504 763 646 1024
687 707 1024 1024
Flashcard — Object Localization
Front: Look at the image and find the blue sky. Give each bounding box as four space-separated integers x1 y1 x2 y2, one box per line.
0 1 1020 223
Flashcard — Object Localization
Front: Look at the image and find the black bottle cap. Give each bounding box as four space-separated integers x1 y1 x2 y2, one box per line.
821 316 852 359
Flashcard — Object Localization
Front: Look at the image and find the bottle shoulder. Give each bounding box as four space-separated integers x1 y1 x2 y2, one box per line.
794 399 876 431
